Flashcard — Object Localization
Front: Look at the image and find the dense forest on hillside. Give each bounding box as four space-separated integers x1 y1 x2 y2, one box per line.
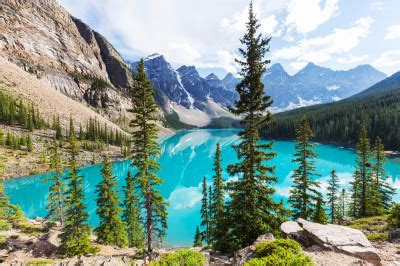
262 86 400 151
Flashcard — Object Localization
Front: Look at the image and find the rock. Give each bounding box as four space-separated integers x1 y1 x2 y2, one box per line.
254 233 275 245
0 250 8 262
297 218 381 263
281 221 316 248
233 233 275 264
388 228 400 243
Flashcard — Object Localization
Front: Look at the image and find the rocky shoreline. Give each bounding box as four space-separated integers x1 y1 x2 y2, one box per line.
1 218 399 265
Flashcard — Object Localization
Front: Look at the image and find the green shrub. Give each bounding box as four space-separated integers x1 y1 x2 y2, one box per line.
150 249 206 266
245 239 314 266
0 219 11 231
255 239 301 257
26 258 54 266
245 249 314 266
366 232 388 241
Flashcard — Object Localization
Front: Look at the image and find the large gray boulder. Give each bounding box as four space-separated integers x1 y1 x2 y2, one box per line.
297 218 381 264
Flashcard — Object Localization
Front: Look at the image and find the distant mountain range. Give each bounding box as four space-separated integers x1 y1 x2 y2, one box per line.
262 71 400 151
131 54 386 120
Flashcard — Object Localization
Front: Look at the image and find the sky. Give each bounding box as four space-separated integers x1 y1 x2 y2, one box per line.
58 0 400 78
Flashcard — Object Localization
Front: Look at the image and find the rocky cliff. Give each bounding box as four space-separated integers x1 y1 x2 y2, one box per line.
0 0 133 120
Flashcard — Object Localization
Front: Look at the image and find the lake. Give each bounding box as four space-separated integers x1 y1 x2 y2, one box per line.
4 129 400 247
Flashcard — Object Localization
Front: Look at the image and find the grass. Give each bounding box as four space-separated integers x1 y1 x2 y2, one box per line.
346 215 389 242
26 259 54 266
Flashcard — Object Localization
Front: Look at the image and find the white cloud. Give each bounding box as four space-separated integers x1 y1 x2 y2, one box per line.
370 1 384 11
289 61 308 71
337 54 369 64
385 24 400 40
168 184 202 210
285 0 339 34
373 50 400 68
273 17 374 64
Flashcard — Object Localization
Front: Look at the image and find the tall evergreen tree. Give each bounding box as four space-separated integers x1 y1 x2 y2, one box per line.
123 171 144 249
68 116 75 140
95 156 128 247
60 138 94 256
312 193 329 224
337 188 348 224
44 139 66 226
327 170 340 223
225 2 285 251
193 226 202 247
372 137 394 210
130 59 168 256
26 133 33 152
349 170 361 217
354 127 373 217
289 117 320 220
200 176 210 245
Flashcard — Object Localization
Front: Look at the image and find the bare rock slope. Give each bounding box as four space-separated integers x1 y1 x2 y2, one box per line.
0 0 133 119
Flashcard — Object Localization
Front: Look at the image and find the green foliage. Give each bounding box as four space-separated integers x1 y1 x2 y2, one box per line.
95 156 128 247
123 171 145 249
327 170 340 223
130 59 168 255
193 226 202 247
312 194 329 224
26 259 54 266
59 138 95 256
163 111 196 130
289 117 321 220
0 92 47 130
246 239 314 266
366 232 388 241
205 117 242 129
149 249 206 266
224 3 286 253
262 83 400 151
44 139 66 227
200 176 210 244
388 204 400 229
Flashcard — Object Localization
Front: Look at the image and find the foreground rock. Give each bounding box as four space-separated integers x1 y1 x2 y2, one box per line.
281 219 381 264
233 233 275 265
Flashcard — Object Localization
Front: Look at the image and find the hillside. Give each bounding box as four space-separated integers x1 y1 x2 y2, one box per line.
0 0 132 121
261 72 400 151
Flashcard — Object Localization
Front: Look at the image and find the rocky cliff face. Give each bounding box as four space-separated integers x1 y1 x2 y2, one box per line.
0 0 133 120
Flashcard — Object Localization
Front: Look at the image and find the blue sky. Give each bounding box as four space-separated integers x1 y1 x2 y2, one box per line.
59 0 400 78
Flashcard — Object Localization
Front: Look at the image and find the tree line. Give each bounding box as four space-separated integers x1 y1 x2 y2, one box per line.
38 59 167 257
261 88 400 151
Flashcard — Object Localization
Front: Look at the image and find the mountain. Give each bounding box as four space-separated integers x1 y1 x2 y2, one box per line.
130 54 236 127
261 72 400 151
0 0 135 121
222 63 386 111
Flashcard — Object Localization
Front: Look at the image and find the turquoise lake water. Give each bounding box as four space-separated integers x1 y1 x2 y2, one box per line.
4 129 400 247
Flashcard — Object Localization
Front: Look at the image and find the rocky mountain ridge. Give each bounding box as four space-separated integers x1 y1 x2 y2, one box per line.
0 0 134 121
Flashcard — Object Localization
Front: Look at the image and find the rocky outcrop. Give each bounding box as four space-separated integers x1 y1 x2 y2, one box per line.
281 219 382 264
0 0 133 120
234 233 275 264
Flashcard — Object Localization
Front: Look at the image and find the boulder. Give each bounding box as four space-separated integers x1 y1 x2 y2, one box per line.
234 233 275 264
297 218 381 264
281 221 314 247
388 228 400 243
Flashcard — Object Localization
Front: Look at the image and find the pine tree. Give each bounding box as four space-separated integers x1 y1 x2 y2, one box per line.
289 117 321 220
200 176 210 245
60 138 94 256
123 171 144 249
209 143 226 247
69 116 75 140
44 139 66 227
372 137 394 210
95 156 127 247
0 127 4 145
225 2 285 251
26 133 33 152
130 59 168 256
312 193 329 224
350 170 361 217
327 170 340 223
0 179 10 223
354 127 373 217
193 226 202 247
337 188 348 224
